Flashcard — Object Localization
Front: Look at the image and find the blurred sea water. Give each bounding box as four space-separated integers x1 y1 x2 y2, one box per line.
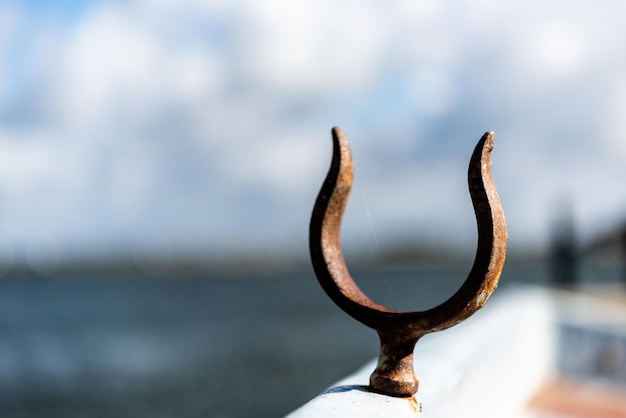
0 262 622 417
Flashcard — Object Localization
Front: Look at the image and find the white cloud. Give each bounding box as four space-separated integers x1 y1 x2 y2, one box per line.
606 77 626 157
168 49 222 105
238 0 388 96
526 21 588 79
1 0 626 262
0 129 94 240
409 69 458 117
0 133 58 194
54 4 162 129
107 146 157 220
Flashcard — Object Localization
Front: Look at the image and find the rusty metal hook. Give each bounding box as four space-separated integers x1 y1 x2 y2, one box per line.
309 127 507 397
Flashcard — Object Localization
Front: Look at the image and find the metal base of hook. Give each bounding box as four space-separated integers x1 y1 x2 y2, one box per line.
370 332 420 397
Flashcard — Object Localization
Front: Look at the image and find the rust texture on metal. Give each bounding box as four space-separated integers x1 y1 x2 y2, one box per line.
309 127 508 397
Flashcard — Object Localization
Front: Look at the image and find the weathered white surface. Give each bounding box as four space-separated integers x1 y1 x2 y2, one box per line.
286 386 421 418
287 287 558 418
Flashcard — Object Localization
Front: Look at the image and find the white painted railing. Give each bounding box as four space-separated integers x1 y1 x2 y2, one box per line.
287 287 559 418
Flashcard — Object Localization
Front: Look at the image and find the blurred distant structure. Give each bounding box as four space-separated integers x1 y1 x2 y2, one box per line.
583 218 626 284
551 198 626 286
549 205 578 285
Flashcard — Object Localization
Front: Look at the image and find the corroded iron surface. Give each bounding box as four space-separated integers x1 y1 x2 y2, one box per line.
309 127 508 397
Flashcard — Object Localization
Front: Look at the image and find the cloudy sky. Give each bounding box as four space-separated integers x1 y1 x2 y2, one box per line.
1 0 626 270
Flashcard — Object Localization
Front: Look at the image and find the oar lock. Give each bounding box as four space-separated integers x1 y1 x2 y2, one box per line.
309 127 508 398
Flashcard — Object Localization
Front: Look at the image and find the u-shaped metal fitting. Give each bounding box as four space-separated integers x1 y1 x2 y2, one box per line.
309 127 508 397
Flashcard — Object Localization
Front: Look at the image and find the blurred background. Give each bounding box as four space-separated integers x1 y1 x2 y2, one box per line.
1 0 626 417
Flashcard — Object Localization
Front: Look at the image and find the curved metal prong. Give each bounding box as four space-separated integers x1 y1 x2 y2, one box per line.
309 127 398 317
309 127 507 397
